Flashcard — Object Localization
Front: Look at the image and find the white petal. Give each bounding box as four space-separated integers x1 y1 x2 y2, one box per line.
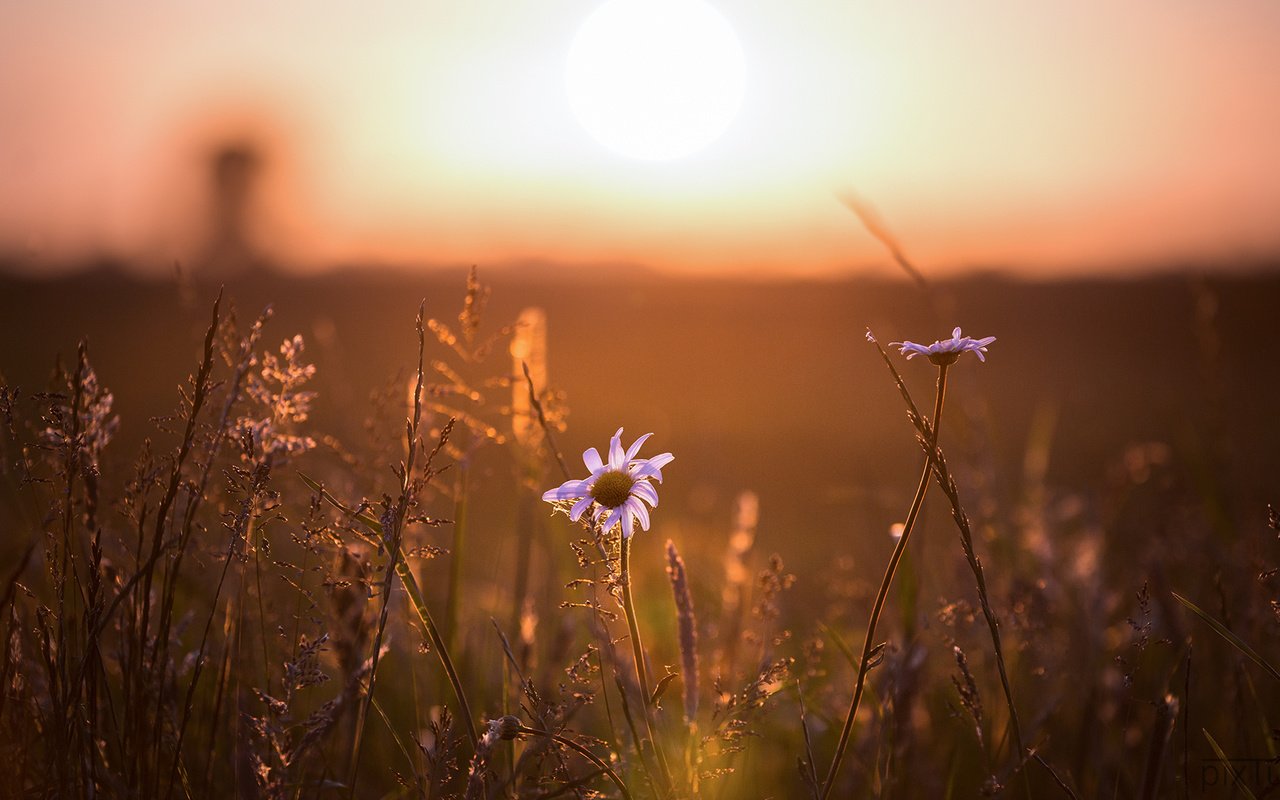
951 327 962 339
622 510 635 538
647 452 674 469
629 497 651 531
624 432 654 463
631 481 659 507
569 495 594 521
608 429 625 470
602 506 621 533
583 447 604 473
542 480 589 502
629 460 666 483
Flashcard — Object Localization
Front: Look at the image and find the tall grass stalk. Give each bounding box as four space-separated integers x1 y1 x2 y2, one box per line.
164 306 269 797
343 302 475 796
818 361 949 800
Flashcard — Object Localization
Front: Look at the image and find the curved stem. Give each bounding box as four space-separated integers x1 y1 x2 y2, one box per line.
818 363 949 800
517 725 634 800
620 535 674 797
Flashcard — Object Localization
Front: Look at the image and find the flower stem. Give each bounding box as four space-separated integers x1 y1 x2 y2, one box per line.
818 363 949 800
620 534 675 797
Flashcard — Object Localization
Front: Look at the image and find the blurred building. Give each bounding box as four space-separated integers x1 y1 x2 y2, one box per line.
200 140 265 278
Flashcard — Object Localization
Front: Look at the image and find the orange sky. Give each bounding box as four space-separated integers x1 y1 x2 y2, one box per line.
2 1 1279 277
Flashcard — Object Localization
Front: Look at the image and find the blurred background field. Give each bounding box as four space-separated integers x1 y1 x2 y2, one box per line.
2 266 1277 580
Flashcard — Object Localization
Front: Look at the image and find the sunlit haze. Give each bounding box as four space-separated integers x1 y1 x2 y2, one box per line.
2 0 1279 276
566 0 746 161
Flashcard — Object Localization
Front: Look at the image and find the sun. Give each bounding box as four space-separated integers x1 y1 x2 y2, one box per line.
566 0 747 162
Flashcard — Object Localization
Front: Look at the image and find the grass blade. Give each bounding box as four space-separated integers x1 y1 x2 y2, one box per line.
1203 728 1259 800
1172 591 1280 683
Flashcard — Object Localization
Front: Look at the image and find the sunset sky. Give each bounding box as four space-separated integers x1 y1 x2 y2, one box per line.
2 0 1279 277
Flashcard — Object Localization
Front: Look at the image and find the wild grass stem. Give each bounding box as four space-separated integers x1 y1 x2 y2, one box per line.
346 304 471 797
818 362 949 800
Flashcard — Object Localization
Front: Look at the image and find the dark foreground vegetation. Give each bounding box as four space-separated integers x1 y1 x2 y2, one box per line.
0 266 1278 798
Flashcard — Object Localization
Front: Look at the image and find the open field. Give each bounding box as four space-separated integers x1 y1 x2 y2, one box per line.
0 267 1278 798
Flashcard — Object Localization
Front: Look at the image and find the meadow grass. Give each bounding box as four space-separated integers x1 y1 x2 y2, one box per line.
0 269 1277 798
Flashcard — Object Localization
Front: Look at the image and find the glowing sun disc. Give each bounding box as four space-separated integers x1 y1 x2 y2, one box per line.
566 0 747 161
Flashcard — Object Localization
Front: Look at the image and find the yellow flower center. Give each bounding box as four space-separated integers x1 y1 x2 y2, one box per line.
590 470 635 509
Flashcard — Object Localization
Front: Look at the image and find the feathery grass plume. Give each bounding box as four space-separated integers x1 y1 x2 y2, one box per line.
417 707 464 795
665 539 699 724
464 717 504 800
422 266 512 454
666 538 705 796
950 644 992 778
421 269 514 699
216 329 325 799
166 307 286 796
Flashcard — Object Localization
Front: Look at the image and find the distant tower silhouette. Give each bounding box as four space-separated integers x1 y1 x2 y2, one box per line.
202 141 263 278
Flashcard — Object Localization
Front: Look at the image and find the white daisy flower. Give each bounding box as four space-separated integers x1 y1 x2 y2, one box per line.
542 427 673 538
889 326 995 365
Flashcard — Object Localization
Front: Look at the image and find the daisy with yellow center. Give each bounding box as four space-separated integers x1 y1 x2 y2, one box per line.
888 326 995 366
542 427 673 538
